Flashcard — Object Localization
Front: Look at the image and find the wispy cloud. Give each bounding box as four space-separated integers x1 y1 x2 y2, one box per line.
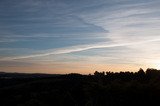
1 38 160 61
78 0 160 47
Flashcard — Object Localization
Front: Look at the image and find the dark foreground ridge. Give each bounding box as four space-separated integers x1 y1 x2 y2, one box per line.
1 68 160 106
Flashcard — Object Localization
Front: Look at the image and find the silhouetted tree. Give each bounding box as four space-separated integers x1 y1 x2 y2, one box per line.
94 71 105 76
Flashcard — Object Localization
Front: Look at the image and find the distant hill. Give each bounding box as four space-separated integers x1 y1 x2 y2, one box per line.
0 72 61 79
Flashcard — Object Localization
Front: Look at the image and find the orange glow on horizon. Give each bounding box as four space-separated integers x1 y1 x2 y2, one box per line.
0 62 150 74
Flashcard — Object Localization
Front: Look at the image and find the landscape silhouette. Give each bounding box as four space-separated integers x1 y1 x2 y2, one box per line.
1 68 160 106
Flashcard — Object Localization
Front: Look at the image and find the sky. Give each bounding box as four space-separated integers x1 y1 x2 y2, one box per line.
1 0 160 74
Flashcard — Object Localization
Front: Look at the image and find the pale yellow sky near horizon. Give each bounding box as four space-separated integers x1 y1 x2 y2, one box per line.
0 62 154 74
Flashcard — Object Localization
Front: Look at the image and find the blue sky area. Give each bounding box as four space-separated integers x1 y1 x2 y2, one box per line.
1 0 160 74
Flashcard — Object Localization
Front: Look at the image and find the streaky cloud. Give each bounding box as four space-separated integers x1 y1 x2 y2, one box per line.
1 39 160 61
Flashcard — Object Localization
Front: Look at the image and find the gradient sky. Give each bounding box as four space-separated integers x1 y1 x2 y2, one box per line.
1 0 160 74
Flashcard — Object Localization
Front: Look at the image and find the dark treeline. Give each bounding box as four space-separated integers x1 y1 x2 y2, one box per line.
1 68 160 106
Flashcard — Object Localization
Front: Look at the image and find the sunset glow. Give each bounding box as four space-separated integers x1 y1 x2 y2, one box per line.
0 0 160 74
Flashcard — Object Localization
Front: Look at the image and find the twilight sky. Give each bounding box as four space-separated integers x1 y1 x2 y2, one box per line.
1 0 160 74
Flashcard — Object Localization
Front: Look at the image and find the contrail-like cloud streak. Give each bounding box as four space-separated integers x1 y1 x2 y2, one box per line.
1 39 160 61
